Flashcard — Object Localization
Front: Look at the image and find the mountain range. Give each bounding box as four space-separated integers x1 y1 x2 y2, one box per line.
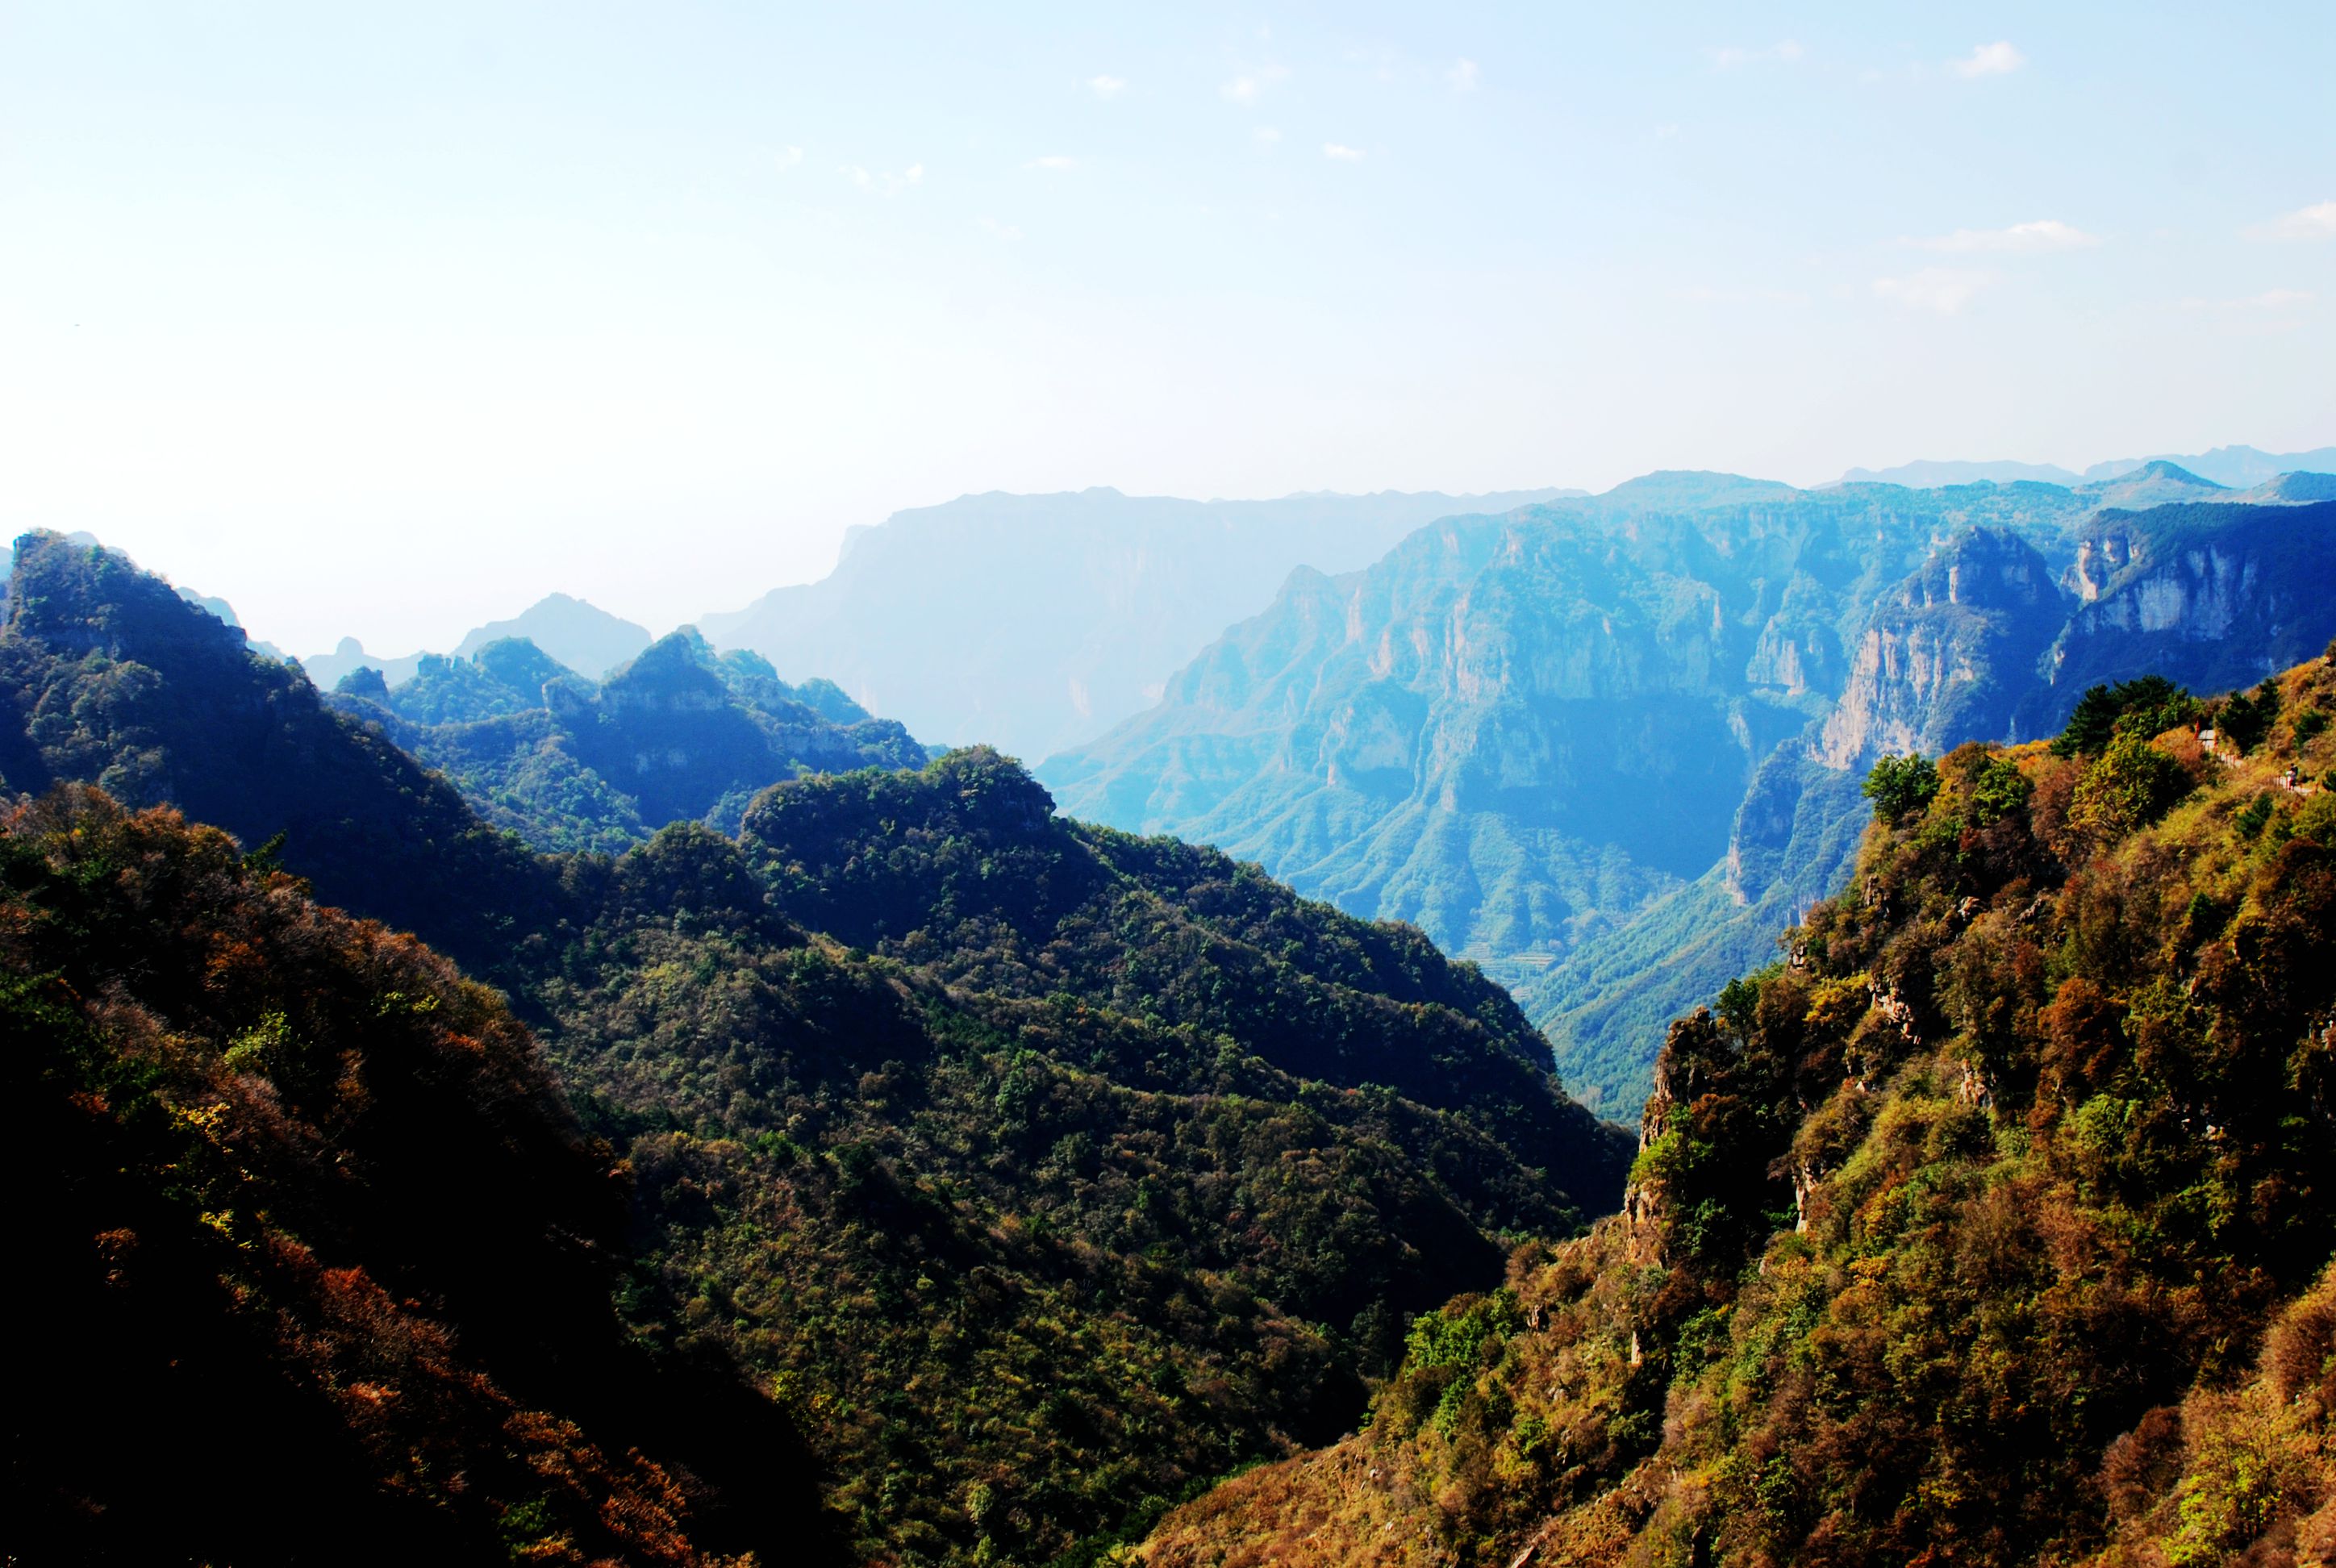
6 518 2330 1566
695 486 1582 763
272 452 2323 771
2 530 1629 1566
299 592 655 690
1041 463 2336 1112
1841 443 2336 490
1142 650 2336 1567
326 629 926 853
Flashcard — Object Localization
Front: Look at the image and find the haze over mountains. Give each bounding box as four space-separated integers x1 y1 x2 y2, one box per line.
7 456 2333 1563
695 486 1579 762
1041 461 2336 1111
268 448 2323 741
278 450 2325 767
31 445 2334 1111
1839 443 2336 490
301 592 654 690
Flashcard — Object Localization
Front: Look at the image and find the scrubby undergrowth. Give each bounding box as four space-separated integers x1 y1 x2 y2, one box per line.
1143 653 2336 1567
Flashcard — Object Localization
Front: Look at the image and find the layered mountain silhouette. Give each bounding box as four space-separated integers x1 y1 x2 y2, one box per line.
328 628 926 853
1843 443 2336 490
301 592 654 690
2 529 1634 1566
696 486 1581 761
1044 467 2336 1111
0 531 565 978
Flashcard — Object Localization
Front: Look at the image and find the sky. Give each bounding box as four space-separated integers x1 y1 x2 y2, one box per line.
2 2 2332 657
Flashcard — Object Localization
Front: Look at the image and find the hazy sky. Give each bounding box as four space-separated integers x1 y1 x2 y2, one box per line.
4 2 2331 656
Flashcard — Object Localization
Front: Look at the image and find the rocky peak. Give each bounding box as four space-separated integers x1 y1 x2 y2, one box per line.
599 629 730 717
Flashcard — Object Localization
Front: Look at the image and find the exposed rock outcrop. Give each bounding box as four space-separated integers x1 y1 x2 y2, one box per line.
1817 527 2065 768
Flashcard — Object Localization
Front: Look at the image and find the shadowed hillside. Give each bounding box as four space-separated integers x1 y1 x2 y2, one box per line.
0 531 570 979
8 790 839 1566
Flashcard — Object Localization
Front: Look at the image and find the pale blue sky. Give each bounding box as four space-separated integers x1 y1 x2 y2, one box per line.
3 2 2330 654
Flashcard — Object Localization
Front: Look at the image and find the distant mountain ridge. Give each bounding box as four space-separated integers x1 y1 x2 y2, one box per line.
1043 466 2336 1112
452 591 653 674
1844 443 2335 490
301 592 653 690
1839 458 2085 487
696 485 1583 762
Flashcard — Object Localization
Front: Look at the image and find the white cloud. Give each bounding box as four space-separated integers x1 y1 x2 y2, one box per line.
1323 142 1365 162
775 145 803 171
1087 74 1126 99
1948 41 2025 78
1447 59 1479 92
842 162 924 196
1712 40 1804 69
1220 64 1288 105
1254 125 1282 144
1025 155 1080 171
1914 219 2100 253
978 216 1023 242
2244 200 2336 242
1872 268 1994 313
1654 123 1683 142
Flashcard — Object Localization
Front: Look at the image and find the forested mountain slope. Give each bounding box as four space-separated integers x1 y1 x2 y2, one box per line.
697 486 1579 761
0 532 1633 1567
9 790 836 1566
537 748 1633 1564
0 531 568 978
1045 473 2336 1113
328 628 925 853
1141 651 2336 1568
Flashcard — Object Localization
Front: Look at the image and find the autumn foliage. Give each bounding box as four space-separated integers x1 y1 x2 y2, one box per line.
7 790 832 1566
1143 655 2336 1566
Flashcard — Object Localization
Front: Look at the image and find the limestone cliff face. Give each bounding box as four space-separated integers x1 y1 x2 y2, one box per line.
1043 481 2336 1116
1816 528 2065 769
2023 498 2336 732
1044 481 2075 976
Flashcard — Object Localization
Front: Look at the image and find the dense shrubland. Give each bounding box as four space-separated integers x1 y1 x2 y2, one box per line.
1144 652 2336 1566
28 528 2329 1566
6 790 832 1565
542 749 1633 1565
3 534 1634 1567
